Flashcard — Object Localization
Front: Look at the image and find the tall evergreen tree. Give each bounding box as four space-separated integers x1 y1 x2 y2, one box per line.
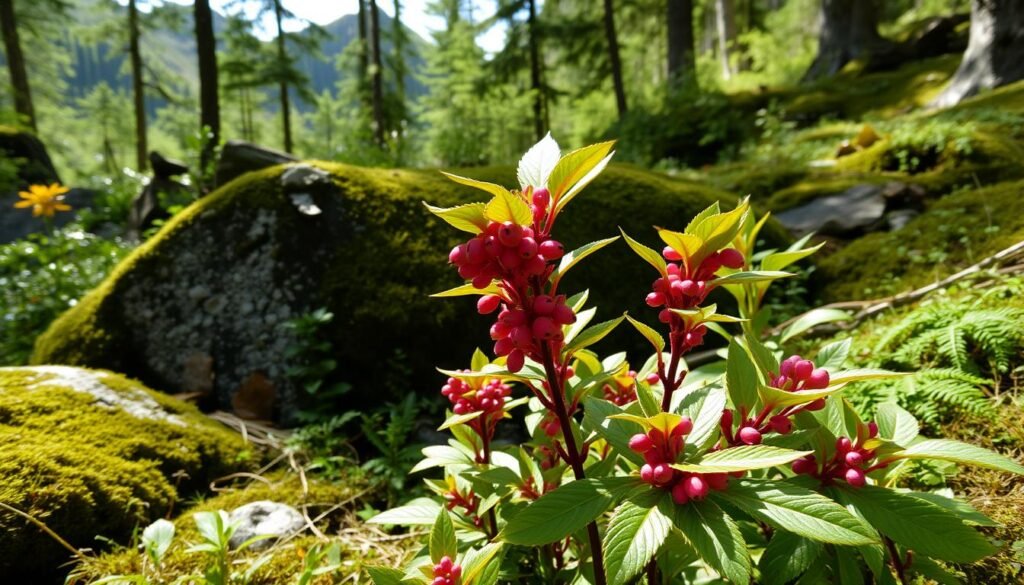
194 0 219 168
368 0 386 146
272 0 292 152
602 0 627 117
0 0 35 131
667 0 696 87
128 0 148 170
803 0 893 81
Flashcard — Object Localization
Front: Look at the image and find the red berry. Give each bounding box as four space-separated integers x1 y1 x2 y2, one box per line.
845 467 866 487
524 255 547 275
532 317 558 340
671 482 690 504
769 415 792 434
702 255 722 274
706 473 729 491
645 292 666 307
640 464 654 483
845 451 864 467
658 309 671 323
458 263 480 279
678 279 699 296
738 426 762 445
652 463 674 486
673 417 693 437
629 433 655 453
518 237 538 259
472 274 493 289
719 248 744 269
477 295 501 314
449 245 466 265
793 360 814 380
684 475 709 500
868 422 879 438
533 295 556 315
806 368 830 389
780 355 800 377
836 437 852 453
646 373 660 384
510 326 532 347
506 349 525 372
494 338 513 356
805 398 826 411
502 309 528 326
538 239 564 259
498 222 523 246
552 303 576 325
483 236 501 257
466 239 486 264
792 457 815 475
662 246 682 261
500 249 522 269
532 188 550 208
438 557 453 572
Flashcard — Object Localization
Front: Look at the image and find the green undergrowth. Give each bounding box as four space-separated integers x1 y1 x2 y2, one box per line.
0 367 253 580
67 472 395 584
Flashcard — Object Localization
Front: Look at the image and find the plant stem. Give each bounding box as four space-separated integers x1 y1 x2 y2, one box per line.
883 536 910 585
481 429 499 539
540 343 607 585
645 558 660 584
0 501 87 561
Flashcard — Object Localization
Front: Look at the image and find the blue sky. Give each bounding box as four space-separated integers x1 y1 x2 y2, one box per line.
162 0 509 53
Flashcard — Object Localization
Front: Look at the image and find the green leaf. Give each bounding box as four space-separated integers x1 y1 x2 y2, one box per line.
603 497 673 585
517 133 560 189
430 508 457 564
828 368 909 385
726 338 759 410
471 348 489 372
367 498 442 525
762 241 825 272
907 491 997 527
366 567 406 585
687 198 750 254
891 439 1024 474
759 383 843 408
553 236 619 282
816 338 851 370
141 518 175 565
682 386 727 450
619 228 668 277
713 479 877 545
779 308 852 343
430 282 503 298
438 411 483 431
410 445 475 473
499 479 616 545
564 315 625 354
555 154 615 213
635 380 661 418
837 484 996 563
672 445 810 473
758 531 823 585
582 397 644 466
547 141 615 201
441 172 514 200
483 189 533 225
460 543 504 585
834 545 865 585
713 270 792 287
875 403 918 447
673 499 751 584
423 201 489 234
625 314 665 353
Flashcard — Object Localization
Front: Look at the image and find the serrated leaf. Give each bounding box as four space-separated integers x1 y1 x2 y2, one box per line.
875 403 918 447
714 479 877 545
816 338 851 370
779 308 852 343
441 172 514 200
837 484 996 563
907 491 997 527
625 314 665 352
658 229 704 268
366 566 407 585
438 411 483 431
367 498 442 525
609 412 683 436
518 133 560 188
891 439 1024 474
828 369 909 385
726 338 759 410
672 445 810 473
635 380 660 417
498 479 616 545
604 497 672 585
683 386 728 450
429 508 457 563
673 499 751 584
762 241 825 272
759 383 844 408
556 152 615 213
460 542 504 585
483 189 533 225
410 445 474 473
548 141 615 201
424 202 489 234
583 397 644 466
684 202 721 234
713 270 793 287
564 315 625 354
619 229 667 277
759 531 822 585
430 282 503 298
553 236 619 283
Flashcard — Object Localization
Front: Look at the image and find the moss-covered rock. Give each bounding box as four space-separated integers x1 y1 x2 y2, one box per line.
0 366 251 580
816 179 1024 301
32 161 778 420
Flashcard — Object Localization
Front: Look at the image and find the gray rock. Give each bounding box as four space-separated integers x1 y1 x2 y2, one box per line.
215 140 296 188
228 501 305 551
281 164 332 190
776 184 887 237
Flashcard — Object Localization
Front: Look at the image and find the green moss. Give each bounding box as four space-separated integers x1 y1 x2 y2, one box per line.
766 173 891 211
816 179 1024 302
0 367 251 580
32 162 786 408
69 473 394 584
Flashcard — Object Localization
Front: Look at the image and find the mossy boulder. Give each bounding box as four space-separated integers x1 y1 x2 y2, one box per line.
0 366 251 580
32 161 775 421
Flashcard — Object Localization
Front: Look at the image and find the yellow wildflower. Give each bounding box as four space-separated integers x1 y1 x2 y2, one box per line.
13 183 72 218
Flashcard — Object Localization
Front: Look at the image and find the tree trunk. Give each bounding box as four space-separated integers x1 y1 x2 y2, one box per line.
0 0 35 131
273 0 292 153
369 0 386 146
803 0 893 81
357 0 370 109
128 0 147 170
667 0 696 87
932 0 1024 107
715 0 737 80
195 0 219 170
528 0 544 139
392 0 405 137
602 0 627 117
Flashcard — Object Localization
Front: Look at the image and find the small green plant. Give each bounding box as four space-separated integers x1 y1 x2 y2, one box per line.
296 542 343 585
284 308 354 423
361 394 424 505
184 511 273 585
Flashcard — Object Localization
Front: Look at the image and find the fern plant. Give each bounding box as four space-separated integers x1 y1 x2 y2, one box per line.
846 282 1024 424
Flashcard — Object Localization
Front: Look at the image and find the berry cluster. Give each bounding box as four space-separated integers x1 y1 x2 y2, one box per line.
602 370 638 406
449 219 565 289
481 294 577 372
431 556 462 585
441 376 512 415
722 355 833 447
792 422 884 488
628 418 732 504
646 247 745 315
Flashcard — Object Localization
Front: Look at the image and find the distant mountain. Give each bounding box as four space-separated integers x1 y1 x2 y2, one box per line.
60 1 426 113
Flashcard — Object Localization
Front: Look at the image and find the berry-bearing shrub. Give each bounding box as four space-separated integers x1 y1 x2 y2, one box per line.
367 136 1024 585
